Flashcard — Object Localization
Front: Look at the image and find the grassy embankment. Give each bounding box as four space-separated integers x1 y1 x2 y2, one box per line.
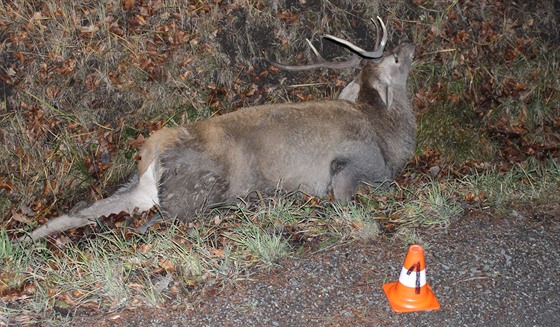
1 0 558 323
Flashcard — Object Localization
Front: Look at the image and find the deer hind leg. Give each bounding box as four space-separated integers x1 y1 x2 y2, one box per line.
21 160 160 242
158 147 230 221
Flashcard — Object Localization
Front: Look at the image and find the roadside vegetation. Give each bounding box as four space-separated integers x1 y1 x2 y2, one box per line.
1 0 558 324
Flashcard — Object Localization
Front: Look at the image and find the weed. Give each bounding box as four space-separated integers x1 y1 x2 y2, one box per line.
460 158 560 214
330 202 382 241
0 0 558 323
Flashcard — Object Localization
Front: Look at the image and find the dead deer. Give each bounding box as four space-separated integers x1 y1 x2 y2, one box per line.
21 17 416 242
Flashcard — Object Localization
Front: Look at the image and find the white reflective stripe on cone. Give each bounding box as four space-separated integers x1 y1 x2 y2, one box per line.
398 267 427 288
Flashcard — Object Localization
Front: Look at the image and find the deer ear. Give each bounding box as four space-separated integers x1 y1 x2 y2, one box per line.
385 86 393 109
338 79 361 102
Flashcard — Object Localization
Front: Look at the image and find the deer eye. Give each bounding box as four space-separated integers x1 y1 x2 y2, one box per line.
394 54 399 63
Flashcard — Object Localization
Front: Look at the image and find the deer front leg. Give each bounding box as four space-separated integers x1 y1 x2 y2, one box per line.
329 158 359 201
329 152 391 201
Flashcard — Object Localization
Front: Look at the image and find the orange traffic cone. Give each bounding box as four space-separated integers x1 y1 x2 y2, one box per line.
383 244 440 312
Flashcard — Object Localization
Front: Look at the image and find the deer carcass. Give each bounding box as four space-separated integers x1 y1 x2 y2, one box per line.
22 17 416 242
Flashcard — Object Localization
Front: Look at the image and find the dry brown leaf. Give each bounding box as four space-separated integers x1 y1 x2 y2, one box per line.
57 59 76 76
129 283 145 289
211 248 225 258
122 0 135 11
138 243 153 253
14 51 25 62
351 221 364 230
158 259 175 271
77 24 99 37
0 181 13 190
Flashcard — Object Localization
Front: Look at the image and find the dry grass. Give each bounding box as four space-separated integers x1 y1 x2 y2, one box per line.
1 0 559 323
2 161 559 323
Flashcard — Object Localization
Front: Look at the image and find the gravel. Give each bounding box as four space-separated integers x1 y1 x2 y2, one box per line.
70 206 560 327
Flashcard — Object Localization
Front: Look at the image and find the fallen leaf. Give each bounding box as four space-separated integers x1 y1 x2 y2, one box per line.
211 248 224 257
122 0 135 11
129 283 145 289
159 259 175 271
77 24 99 37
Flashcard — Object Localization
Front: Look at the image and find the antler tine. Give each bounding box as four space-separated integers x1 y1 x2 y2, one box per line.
373 16 387 53
372 17 381 50
305 38 321 59
270 38 362 71
323 16 387 59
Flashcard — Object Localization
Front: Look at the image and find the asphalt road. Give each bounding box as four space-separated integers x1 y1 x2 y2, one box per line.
71 204 560 327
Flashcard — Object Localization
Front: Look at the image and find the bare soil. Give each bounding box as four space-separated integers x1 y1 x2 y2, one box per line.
69 204 560 327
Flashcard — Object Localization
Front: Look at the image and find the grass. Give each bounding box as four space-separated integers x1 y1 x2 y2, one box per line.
2 160 560 322
4 159 560 322
1 0 559 324
460 158 560 214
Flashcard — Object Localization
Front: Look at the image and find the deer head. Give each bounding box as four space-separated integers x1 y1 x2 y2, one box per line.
272 17 415 110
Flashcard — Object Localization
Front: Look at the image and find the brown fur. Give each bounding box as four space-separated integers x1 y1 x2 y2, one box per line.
137 127 185 175
22 42 416 242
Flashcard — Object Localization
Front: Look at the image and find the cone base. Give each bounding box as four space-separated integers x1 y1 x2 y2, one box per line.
383 282 440 313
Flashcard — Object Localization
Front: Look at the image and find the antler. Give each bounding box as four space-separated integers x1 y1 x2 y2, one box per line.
272 39 362 71
323 17 387 59
271 16 387 71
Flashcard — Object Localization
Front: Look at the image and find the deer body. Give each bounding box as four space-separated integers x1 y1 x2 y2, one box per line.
155 95 415 219
23 19 416 242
